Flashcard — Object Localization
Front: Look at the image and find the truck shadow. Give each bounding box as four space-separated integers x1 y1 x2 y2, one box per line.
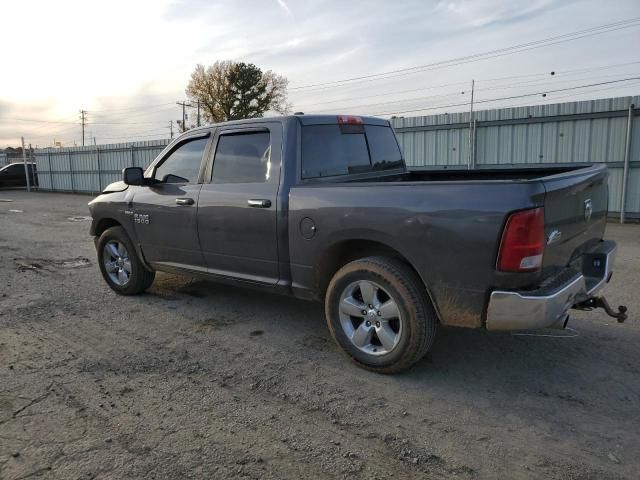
150 275 639 415
401 318 639 413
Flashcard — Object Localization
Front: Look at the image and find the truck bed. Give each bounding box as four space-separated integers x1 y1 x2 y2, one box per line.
290 163 608 328
346 165 591 183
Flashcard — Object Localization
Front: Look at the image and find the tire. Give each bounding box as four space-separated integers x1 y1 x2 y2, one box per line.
325 256 437 374
97 226 155 295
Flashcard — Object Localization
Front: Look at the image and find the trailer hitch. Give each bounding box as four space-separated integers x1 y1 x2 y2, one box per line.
573 296 628 323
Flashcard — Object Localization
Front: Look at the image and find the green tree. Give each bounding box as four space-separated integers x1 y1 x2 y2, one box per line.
186 61 290 124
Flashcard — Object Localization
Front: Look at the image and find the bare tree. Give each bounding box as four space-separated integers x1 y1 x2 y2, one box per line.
186 61 233 123
186 61 290 123
261 69 292 116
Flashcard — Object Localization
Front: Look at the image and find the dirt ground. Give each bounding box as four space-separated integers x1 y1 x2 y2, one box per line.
1 190 639 479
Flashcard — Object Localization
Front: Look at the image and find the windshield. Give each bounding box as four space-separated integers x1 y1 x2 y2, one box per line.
301 124 403 179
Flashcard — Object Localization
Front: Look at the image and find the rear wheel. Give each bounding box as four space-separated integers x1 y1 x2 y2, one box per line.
325 256 437 373
97 226 155 295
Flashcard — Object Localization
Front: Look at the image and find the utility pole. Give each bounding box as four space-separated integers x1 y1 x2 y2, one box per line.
21 137 31 192
197 100 201 127
28 143 36 188
79 110 87 146
176 101 188 132
620 102 635 224
169 120 174 139
467 80 475 170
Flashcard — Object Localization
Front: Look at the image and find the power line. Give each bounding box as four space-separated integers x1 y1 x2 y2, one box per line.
498 81 640 109
476 70 640 93
293 19 640 91
289 18 640 91
293 60 640 110
293 80 471 108
376 78 640 116
310 75 639 114
310 91 467 113
477 60 640 85
370 77 640 116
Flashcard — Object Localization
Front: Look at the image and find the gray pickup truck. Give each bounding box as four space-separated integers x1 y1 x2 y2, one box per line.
88 114 626 373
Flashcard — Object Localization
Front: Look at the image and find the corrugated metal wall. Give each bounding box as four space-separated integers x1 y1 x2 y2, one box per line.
0 153 7 167
34 140 170 193
392 95 639 218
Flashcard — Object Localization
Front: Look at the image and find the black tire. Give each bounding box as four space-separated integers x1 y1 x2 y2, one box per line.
97 226 155 295
325 256 437 373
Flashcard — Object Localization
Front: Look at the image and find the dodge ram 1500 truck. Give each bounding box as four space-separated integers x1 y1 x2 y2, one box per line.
88 114 627 373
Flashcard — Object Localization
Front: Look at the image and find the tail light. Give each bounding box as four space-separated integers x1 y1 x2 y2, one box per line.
497 207 545 272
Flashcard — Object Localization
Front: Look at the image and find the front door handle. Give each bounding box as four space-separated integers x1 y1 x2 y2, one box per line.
176 197 195 206
248 199 272 208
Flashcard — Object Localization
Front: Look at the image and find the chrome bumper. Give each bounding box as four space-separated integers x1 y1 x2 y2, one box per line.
486 241 616 331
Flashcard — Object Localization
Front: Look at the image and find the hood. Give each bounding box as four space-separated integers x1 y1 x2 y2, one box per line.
102 181 129 193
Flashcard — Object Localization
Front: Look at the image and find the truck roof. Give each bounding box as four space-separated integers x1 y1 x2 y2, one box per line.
185 114 391 134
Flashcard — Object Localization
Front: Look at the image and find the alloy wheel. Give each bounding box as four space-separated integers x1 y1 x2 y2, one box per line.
103 240 131 286
338 280 403 356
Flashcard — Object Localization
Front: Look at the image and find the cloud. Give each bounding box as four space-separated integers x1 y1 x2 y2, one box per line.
275 0 292 17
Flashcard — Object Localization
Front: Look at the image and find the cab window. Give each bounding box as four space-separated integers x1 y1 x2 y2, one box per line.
211 132 271 184
154 137 208 184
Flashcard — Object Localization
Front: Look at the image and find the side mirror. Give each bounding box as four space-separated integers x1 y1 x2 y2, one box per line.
123 167 144 186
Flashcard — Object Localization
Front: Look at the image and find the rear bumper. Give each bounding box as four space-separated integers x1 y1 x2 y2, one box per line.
486 240 616 331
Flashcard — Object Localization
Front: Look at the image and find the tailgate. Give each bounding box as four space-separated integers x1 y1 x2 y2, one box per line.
541 165 608 275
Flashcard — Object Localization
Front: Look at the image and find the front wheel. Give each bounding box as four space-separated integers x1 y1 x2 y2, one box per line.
325 256 437 373
97 226 155 295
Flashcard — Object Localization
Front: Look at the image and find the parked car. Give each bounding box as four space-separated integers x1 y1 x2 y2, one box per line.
0 162 38 188
88 114 626 373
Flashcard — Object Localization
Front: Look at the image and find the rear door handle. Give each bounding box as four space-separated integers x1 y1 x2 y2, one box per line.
176 197 195 206
248 199 272 208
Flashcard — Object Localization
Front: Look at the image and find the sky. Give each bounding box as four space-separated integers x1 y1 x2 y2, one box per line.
0 0 639 148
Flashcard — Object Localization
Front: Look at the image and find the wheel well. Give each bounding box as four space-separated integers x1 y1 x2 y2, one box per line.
317 240 422 298
94 218 121 237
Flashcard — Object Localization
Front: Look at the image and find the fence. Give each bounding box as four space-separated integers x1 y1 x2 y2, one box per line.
0 153 7 167
31 95 639 219
34 140 170 193
392 95 639 219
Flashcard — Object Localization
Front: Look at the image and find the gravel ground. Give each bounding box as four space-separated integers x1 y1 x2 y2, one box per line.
1 190 639 480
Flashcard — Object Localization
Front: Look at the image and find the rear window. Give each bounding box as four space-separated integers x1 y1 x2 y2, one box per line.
301 124 403 179
366 125 403 167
